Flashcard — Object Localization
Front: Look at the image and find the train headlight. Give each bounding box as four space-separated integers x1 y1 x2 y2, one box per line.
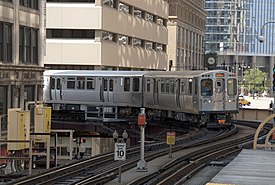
228 99 232 103
208 99 212 103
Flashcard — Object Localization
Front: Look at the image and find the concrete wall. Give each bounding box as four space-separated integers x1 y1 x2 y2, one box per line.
237 108 273 122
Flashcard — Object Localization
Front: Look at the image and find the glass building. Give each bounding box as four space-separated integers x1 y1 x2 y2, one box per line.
248 0 275 54
205 0 275 55
205 0 275 95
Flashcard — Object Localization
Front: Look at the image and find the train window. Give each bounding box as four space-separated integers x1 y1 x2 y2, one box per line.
166 80 169 94
109 79 114 91
188 79 192 94
161 80 165 93
170 80 174 93
146 79 150 92
153 79 158 93
180 81 185 94
77 77 85 89
103 79 108 91
86 78 95 89
227 79 237 96
67 77 75 89
194 79 198 94
133 78 140 92
201 79 213 96
57 79 61 90
124 78 130 91
50 78 55 90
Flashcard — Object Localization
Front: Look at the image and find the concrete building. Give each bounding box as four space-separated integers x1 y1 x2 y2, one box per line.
45 0 169 71
167 0 207 71
0 0 46 156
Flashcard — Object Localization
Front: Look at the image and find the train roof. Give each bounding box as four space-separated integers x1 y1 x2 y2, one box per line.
44 70 147 77
44 70 234 78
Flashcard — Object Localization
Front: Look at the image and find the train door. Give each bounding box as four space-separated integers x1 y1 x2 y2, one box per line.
50 77 62 100
176 79 181 108
101 78 114 102
153 79 159 105
215 79 225 109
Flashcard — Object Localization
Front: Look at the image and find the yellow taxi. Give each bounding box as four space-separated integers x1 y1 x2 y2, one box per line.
239 95 251 106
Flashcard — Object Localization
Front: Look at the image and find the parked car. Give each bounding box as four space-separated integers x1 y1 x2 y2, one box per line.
239 95 251 106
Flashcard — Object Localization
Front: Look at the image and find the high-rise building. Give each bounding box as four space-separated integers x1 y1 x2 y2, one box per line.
205 0 249 54
167 0 207 71
205 0 275 95
248 0 275 54
45 0 169 71
0 0 46 155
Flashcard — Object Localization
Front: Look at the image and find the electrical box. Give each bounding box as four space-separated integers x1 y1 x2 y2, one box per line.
34 105 52 143
7 109 30 151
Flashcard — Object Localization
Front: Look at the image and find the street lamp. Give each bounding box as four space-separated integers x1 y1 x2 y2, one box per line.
258 20 275 43
258 20 275 119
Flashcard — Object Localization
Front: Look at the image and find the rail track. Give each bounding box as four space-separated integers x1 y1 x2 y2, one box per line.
5 121 268 185
5 124 233 185
128 121 269 185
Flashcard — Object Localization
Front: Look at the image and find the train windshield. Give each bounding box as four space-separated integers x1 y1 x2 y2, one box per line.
201 79 213 96
227 78 237 96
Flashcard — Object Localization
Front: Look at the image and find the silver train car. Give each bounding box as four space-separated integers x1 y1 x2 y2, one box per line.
43 70 238 126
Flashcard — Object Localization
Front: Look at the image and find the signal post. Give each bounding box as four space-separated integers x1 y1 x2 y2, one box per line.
137 108 147 172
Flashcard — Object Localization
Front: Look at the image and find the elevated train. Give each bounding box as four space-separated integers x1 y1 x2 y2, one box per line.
43 70 239 127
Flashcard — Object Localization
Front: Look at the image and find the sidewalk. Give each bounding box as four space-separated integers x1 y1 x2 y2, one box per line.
243 96 274 109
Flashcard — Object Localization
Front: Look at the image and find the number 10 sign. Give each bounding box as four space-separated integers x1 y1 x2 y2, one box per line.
114 143 126 160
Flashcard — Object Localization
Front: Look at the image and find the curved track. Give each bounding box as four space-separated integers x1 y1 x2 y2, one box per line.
6 126 231 185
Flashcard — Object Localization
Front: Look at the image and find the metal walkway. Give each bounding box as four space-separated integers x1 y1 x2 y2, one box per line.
208 149 275 185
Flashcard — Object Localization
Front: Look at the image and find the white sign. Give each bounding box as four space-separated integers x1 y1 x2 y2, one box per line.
114 143 126 160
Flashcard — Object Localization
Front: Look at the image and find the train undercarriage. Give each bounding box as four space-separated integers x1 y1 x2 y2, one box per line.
49 103 235 128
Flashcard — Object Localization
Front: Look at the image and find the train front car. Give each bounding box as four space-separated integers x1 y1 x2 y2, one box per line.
199 70 238 128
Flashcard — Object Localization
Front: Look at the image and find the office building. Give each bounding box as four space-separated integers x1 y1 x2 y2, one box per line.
45 0 169 70
0 0 46 155
167 0 207 71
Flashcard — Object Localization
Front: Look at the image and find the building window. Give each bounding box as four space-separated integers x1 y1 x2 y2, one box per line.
47 29 95 39
0 86 8 132
156 43 164 51
103 0 117 8
0 0 13 3
146 41 153 50
119 2 130 13
133 38 142 47
118 35 129 45
20 0 39 10
19 26 38 64
47 0 95 2
0 22 12 63
133 8 142 18
146 13 154 22
157 17 164 26
102 31 116 42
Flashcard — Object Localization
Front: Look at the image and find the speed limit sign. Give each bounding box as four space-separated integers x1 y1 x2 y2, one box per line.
114 143 126 160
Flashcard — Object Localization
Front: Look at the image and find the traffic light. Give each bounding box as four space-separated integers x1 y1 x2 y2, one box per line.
273 66 275 91
81 138 86 143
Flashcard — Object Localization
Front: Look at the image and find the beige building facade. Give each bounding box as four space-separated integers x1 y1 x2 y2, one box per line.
0 0 45 149
167 0 207 71
45 0 169 70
